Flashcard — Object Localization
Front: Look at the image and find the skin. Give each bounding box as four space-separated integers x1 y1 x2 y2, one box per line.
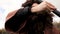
31 1 56 13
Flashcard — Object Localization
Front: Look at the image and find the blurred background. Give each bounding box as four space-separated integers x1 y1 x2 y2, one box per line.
0 0 60 34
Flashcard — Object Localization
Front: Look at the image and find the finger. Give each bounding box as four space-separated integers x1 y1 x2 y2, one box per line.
46 5 51 11
46 2 56 9
47 5 55 12
46 3 56 10
48 5 56 10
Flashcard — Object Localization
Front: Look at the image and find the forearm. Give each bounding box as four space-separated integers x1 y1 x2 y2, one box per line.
5 7 32 32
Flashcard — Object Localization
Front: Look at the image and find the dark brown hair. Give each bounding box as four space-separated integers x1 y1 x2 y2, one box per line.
22 0 42 7
18 0 54 34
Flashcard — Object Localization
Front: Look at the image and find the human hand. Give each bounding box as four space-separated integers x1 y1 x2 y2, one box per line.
31 1 56 13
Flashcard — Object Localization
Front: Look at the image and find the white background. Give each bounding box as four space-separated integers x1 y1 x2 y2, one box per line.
0 0 60 29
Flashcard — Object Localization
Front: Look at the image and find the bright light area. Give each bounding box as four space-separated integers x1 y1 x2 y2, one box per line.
0 0 60 29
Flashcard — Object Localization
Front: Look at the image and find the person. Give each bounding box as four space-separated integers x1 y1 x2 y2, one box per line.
5 0 60 34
